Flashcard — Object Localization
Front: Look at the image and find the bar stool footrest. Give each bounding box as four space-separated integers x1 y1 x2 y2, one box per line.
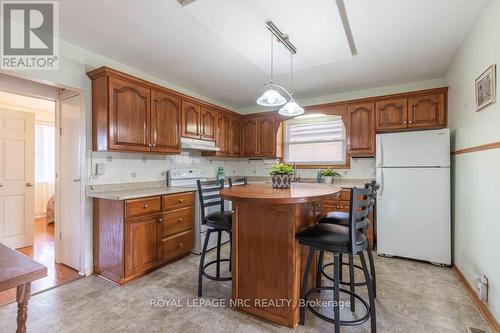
305 286 371 326
321 262 372 287
202 259 232 281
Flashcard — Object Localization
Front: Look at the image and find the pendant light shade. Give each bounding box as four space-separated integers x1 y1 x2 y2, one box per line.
278 99 304 116
256 88 287 106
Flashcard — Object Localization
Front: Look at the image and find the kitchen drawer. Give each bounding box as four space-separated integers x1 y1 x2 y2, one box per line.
125 196 161 218
322 201 350 213
162 192 195 211
160 230 194 263
160 207 194 238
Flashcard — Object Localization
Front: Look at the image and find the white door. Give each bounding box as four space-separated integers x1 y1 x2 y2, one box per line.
57 94 82 270
376 128 450 168
376 167 451 265
0 109 35 249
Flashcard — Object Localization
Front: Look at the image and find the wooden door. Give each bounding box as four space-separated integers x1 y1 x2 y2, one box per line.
242 118 258 156
108 77 151 151
0 110 34 249
228 116 241 155
151 90 181 153
216 112 228 153
200 106 217 141
348 102 375 156
58 94 82 270
181 100 201 139
408 94 446 129
258 116 276 157
375 98 408 131
125 215 159 277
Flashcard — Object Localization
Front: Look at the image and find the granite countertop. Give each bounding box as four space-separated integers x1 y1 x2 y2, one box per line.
236 176 372 188
86 178 372 201
86 181 196 200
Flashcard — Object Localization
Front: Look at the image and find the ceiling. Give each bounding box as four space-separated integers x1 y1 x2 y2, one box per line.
0 91 55 113
59 0 488 111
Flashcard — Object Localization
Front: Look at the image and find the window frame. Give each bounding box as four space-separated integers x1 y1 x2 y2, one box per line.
280 104 351 169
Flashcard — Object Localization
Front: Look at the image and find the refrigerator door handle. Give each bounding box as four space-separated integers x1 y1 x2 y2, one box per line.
376 136 383 167
377 169 384 199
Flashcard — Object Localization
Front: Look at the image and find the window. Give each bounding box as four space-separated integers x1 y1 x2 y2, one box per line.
284 115 346 166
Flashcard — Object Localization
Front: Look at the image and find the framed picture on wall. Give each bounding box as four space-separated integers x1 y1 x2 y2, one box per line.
475 64 496 111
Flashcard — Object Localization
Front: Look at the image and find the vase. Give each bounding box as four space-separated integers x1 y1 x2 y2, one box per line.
271 174 293 189
324 176 333 184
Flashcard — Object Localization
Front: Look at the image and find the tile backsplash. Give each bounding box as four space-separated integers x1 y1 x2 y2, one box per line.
87 151 375 185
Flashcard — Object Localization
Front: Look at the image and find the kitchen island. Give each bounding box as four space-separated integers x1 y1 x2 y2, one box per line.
220 183 341 327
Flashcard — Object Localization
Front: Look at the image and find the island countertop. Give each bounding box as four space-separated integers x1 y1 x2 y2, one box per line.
220 182 342 204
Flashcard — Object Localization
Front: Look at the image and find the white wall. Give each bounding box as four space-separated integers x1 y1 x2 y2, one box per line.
445 0 500 322
239 78 445 114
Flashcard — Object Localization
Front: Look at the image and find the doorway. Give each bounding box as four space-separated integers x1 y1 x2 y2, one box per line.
0 81 83 305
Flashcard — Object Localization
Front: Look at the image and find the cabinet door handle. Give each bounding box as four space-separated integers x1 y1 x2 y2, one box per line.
26 182 34 187
177 219 182 224
178 199 184 204
408 120 413 124
403 121 407 124
144 204 149 209
177 242 183 248
158 218 163 224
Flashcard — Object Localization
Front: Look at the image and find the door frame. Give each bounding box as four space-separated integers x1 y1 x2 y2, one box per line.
0 70 87 275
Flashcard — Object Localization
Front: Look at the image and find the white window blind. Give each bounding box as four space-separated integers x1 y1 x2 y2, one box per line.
284 115 346 164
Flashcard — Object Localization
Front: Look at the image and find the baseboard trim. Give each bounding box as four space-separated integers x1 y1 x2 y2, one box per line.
453 265 500 333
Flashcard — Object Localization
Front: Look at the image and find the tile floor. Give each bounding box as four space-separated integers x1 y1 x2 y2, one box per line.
0 247 491 333
0 218 80 306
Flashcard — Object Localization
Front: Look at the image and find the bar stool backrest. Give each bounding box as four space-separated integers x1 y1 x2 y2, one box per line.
348 187 373 253
228 177 247 187
196 179 225 221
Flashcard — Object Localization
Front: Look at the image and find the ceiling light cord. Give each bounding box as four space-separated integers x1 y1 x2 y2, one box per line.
270 30 274 84
290 53 294 98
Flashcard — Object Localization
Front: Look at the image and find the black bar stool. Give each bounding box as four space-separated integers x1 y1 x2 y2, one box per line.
317 181 380 303
297 187 376 333
228 177 247 187
197 179 232 297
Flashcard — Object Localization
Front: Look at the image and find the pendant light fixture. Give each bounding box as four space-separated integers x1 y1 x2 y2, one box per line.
278 53 304 116
256 21 304 116
256 30 286 107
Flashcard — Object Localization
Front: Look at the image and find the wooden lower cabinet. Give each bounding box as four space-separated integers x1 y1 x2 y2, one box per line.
125 215 160 278
93 191 195 284
320 189 375 248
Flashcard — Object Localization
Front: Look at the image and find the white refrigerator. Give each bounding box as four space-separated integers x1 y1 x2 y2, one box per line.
376 128 451 265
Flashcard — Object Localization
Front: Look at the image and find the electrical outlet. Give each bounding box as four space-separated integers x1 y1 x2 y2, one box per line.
474 274 488 302
95 163 105 176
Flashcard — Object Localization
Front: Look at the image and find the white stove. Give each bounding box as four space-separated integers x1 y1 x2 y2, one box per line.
168 168 230 254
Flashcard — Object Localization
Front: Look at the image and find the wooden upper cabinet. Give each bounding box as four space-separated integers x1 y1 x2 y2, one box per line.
257 116 275 157
242 118 258 156
200 106 217 141
108 77 151 151
228 116 241 155
181 100 201 139
348 102 375 156
216 112 229 153
408 94 445 129
375 98 408 131
150 90 181 153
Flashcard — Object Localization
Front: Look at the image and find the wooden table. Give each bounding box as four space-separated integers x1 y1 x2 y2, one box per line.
0 243 47 333
220 183 341 328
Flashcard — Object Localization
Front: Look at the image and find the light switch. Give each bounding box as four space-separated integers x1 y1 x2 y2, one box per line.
95 163 105 176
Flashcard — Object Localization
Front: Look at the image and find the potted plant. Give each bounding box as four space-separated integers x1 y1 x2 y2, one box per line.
270 162 294 189
319 168 341 184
